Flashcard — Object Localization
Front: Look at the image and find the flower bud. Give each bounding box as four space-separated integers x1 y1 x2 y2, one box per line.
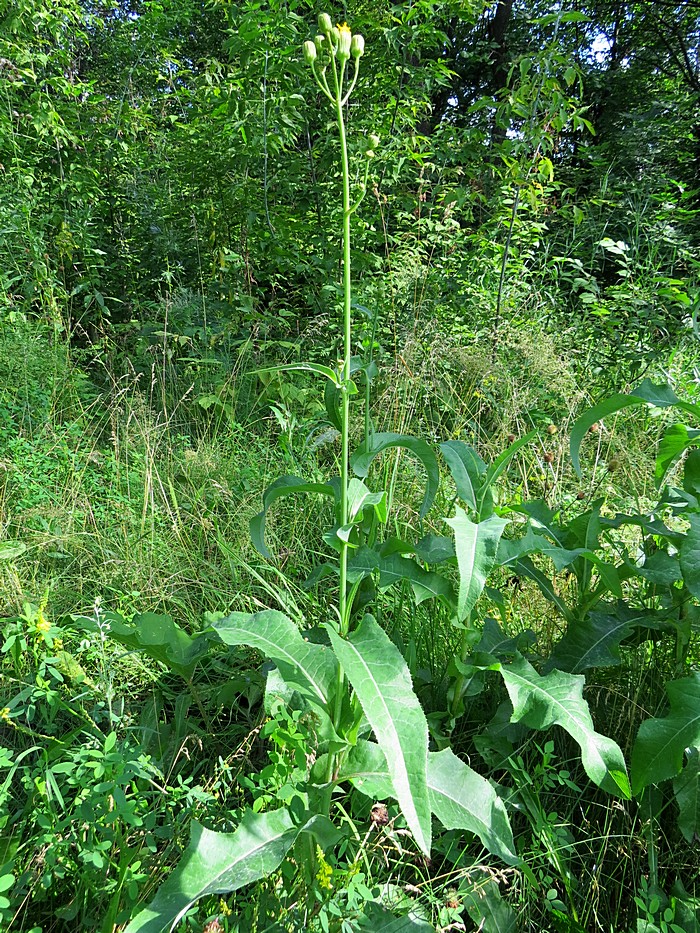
368 133 380 150
314 34 325 53
337 23 352 61
303 40 317 65
318 12 333 33
351 34 365 58
330 26 340 45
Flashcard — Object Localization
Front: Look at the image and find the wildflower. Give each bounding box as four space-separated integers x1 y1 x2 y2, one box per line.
315 844 333 891
35 609 51 638
337 22 352 62
318 12 332 33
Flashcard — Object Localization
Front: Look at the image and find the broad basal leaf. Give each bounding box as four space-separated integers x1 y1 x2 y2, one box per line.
674 746 700 844
326 616 432 856
500 654 630 797
124 809 298 933
214 610 338 709
351 433 439 519
339 741 518 864
632 673 700 795
445 508 509 623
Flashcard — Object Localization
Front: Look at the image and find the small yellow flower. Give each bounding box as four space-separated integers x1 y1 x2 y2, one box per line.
315 844 333 891
337 22 352 61
0 707 12 722
219 898 232 917
35 609 51 637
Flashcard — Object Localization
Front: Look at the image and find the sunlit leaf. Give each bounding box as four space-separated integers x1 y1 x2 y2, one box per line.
326 616 432 855
500 654 630 797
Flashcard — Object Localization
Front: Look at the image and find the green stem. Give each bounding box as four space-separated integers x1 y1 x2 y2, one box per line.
332 62 352 640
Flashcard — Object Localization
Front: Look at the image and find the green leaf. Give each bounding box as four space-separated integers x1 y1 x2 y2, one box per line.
426 748 518 864
500 654 630 797
547 606 637 673
480 432 536 513
348 547 455 608
213 610 338 709
250 476 337 558
254 361 345 387
72 612 215 681
357 903 434 931
439 440 486 510
680 515 700 597
352 433 439 519
340 742 518 865
445 508 509 623
0 541 26 560
463 879 518 933
674 747 700 844
656 425 700 484
632 674 700 795
326 616 432 855
123 810 298 933
570 380 700 478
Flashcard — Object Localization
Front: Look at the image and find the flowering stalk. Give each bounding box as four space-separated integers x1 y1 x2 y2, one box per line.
304 14 369 640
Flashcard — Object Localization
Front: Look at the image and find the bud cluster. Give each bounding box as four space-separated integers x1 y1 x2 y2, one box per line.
305 12 365 71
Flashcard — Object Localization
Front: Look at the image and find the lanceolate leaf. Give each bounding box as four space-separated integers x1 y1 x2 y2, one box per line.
72 612 215 681
357 903 435 931
547 606 637 673
632 673 700 795
351 433 439 519
124 810 298 933
326 616 432 856
500 654 630 797
570 380 700 478
213 610 338 708
445 508 509 623
680 514 700 597
463 879 518 933
656 424 700 484
339 741 518 865
481 431 536 513
439 440 486 510
250 476 337 558
674 747 700 844
347 547 456 608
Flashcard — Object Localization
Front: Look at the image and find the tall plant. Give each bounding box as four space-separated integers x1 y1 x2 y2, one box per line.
122 16 517 932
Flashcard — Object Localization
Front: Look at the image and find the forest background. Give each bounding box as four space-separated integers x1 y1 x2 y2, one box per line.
1 0 700 931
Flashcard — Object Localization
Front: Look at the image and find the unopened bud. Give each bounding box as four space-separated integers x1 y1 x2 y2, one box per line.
303 40 317 65
315 34 325 53
351 34 365 58
368 133 380 150
330 26 340 45
337 23 352 61
318 12 333 33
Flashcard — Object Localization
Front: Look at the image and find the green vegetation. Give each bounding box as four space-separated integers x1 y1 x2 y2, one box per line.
1 1 700 931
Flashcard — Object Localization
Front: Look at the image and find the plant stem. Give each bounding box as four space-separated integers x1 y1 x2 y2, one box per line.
333 62 352 639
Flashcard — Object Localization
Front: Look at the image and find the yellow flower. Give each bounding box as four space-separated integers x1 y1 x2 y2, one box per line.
35 609 51 637
315 844 333 891
337 22 352 61
0 707 11 722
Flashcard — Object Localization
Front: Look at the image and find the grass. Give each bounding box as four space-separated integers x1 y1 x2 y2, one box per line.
2 306 700 932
